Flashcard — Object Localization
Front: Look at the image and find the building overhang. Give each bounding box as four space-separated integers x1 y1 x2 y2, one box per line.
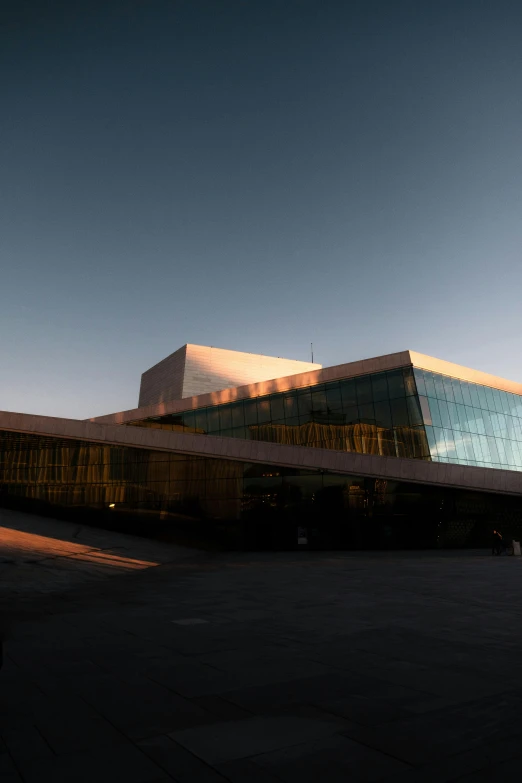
2 409 522 498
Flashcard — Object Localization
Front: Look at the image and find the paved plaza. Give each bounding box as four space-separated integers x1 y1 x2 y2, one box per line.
1 510 522 782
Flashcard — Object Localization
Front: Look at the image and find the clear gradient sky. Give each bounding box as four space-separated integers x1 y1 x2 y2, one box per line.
2 0 522 419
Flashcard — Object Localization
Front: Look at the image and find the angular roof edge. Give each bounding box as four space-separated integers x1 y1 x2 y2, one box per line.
89 350 413 424
89 349 522 426
409 352 522 397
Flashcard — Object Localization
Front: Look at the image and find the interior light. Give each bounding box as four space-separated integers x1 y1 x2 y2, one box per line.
109 503 116 508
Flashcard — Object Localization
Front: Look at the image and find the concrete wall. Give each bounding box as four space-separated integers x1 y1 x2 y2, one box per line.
138 344 320 408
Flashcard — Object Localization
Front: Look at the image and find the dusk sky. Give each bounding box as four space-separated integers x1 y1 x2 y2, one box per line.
2 0 522 419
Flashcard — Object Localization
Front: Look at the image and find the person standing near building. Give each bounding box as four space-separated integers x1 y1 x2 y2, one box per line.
491 529 502 555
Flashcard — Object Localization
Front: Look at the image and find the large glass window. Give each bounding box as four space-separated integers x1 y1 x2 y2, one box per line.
7 428 522 552
374 399 393 428
230 401 245 429
356 376 373 405
325 383 343 413
218 405 232 432
358 402 375 422
340 379 357 407
428 397 442 429
243 400 258 427
127 365 432 461
283 392 299 426
407 396 423 427
413 367 522 472
386 370 406 399
269 394 284 423
207 409 220 433
257 399 271 425
371 373 389 402
194 408 208 433
310 387 327 416
126 365 522 473
296 389 312 422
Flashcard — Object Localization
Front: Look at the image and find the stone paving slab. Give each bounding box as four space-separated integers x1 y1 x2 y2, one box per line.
2 511 522 781
0 752 23 783
17 743 173 783
169 714 352 765
250 733 410 782
137 735 230 782
0 509 199 604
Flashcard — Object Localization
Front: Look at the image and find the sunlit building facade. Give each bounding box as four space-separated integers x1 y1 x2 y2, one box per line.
1 346 522 549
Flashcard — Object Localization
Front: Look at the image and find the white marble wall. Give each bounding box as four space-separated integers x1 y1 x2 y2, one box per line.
138 345 187 407
181 344 319 399
138 344 320 408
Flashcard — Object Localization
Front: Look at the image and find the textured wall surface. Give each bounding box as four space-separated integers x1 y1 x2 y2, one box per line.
181 344 320 399
138 345 187 407
138 344 320 407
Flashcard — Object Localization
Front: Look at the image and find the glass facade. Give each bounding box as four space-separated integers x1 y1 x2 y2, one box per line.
415 369 522 472
127 364 522 474
128 366 429 461
2 428 522 550
0 429 243 530
3 362 522 551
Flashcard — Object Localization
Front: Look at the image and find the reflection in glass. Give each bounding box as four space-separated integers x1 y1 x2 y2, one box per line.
257 400 271 425
434 374 446 400
375 399 393 428
418 396 432 425
1 432 495 552
438 399 451 430
468 384 480 409
207 409 220 433
390 398 409 427
428 397 442 429
413 369 427 397
282 392 299 425
356 376 373 405
297 390 312 422
219 406 232 432
407 396 423 427
372 373 389 402
424 372 437 399
125 363 522 474
311 388 327 416
452 379 464 406
230 402 245 429
243 400 258 427
443 377 455 403
339 379 357 407
403 367 417 396
358 402 375 422
461 382 472 407
386 370 405 400
325 383 343 413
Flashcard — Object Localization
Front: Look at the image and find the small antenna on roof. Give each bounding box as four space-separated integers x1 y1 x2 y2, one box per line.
311 342 314 363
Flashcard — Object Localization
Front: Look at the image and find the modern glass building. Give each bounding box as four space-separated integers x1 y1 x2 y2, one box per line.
2 346 522 549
